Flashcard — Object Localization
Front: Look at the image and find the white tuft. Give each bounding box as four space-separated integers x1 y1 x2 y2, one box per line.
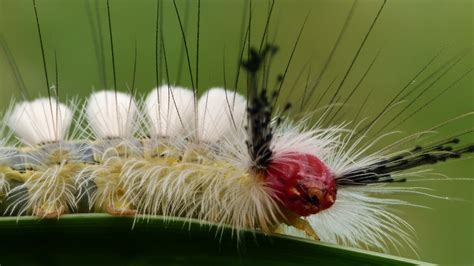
145 85 195 137
86 90 138 138
197 88 247 142
6 98 73 145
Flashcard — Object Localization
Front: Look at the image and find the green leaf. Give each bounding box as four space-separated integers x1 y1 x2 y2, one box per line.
0 214 430 265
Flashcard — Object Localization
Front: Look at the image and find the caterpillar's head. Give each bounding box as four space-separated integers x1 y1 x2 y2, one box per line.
265 152 336 217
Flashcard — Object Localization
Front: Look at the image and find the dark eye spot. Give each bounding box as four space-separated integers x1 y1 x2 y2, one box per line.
309 195 319 205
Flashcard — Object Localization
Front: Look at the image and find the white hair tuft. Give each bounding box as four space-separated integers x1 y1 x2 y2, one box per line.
197 88 247 142
145 85 195 137
6 98 73 145
86 90 138 138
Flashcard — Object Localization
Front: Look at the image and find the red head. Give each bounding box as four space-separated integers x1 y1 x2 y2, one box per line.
265 152 337 217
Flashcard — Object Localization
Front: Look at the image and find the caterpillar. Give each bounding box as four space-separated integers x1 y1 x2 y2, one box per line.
0 0 472 263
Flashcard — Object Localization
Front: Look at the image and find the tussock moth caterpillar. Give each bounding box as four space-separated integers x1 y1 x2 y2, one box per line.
0 0 472 264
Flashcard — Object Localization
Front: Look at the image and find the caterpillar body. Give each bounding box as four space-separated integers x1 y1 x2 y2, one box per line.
0 0 472 262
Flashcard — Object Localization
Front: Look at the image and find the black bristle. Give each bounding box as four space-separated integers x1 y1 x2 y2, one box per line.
242 44 291 170
337 139 473 187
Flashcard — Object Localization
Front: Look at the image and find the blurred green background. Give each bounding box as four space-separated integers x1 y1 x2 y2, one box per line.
0 0 472 264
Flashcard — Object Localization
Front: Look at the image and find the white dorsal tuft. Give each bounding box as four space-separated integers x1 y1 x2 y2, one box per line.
7 98 73 145
145 85 195 137
86 90 138 138
197 88 247 142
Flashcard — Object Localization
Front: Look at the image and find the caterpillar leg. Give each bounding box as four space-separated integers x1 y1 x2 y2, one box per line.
91 181 137 216
25 163 82 218
85 158 137 216
33 205 65 218
283 211 320 241
0 173 10 211
105 189 136 216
